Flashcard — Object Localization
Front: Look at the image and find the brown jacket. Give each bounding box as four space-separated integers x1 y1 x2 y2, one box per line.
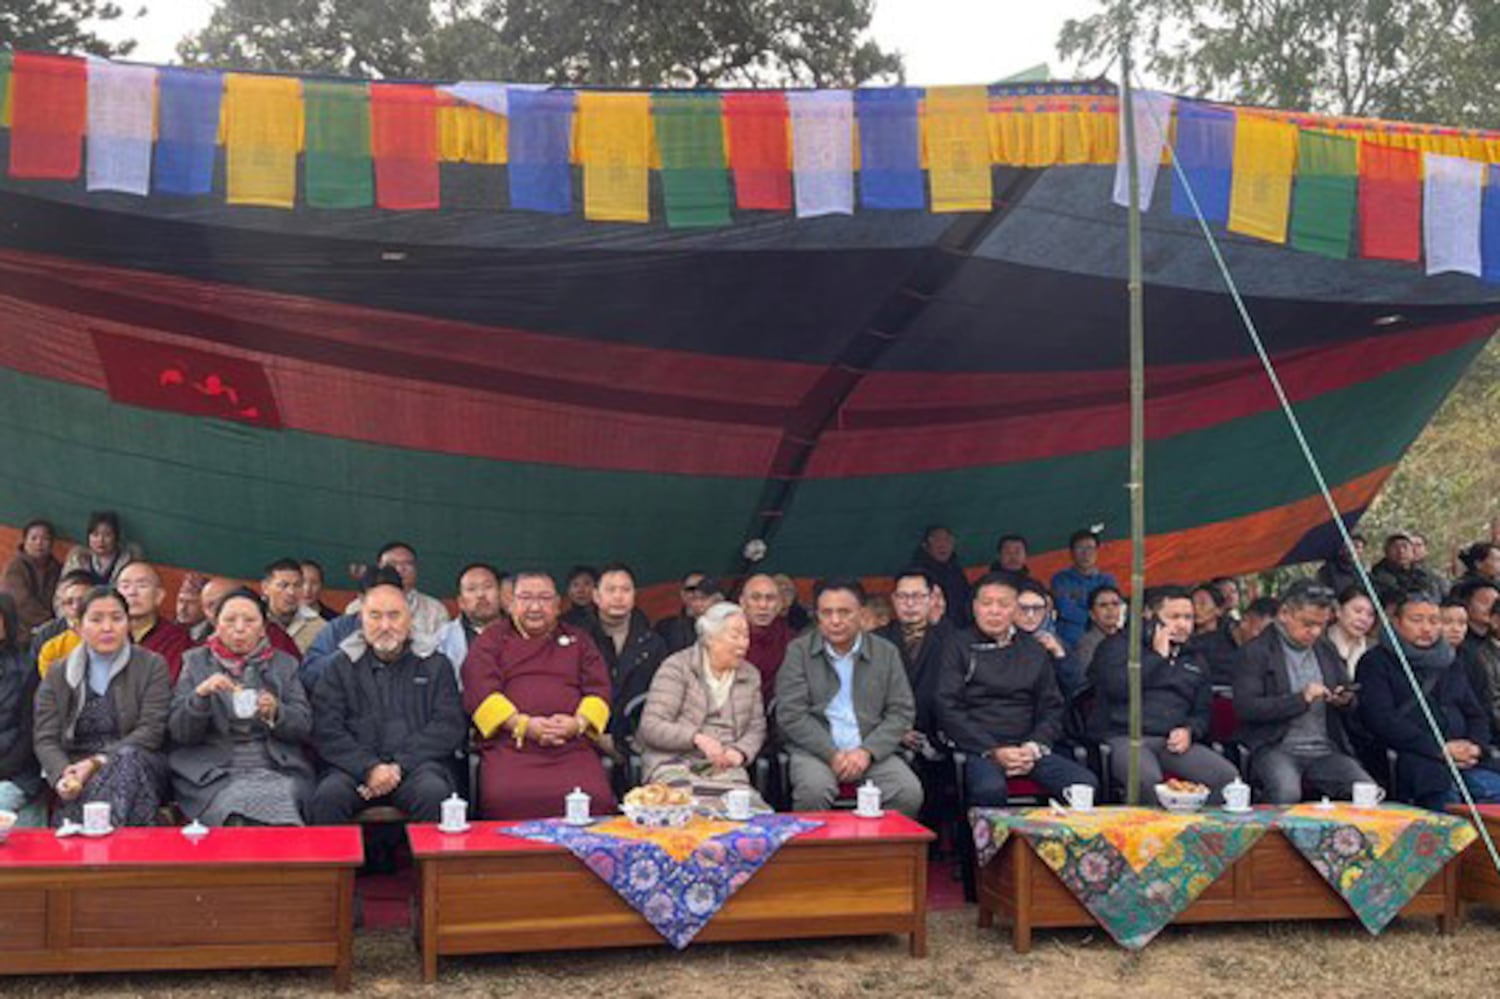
1 552 61 639
33 644 171 784
638 645 765 778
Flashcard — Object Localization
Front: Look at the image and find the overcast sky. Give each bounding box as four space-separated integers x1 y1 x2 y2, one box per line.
103 0 1110 85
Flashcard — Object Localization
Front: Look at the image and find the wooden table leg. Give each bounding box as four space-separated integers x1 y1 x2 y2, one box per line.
1439 857 1460 936
1012 840 1033 954
420 859 439 983
910 842 929 957
334 868 354 993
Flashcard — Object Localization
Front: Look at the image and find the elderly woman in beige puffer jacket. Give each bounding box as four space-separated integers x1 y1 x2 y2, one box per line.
637 602 768 811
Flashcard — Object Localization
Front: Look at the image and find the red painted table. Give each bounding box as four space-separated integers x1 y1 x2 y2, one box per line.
0 826 363 990
407 811 933 981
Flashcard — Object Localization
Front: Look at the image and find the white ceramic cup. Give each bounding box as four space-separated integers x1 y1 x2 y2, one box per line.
1352 782 1386 808
725 787 753 821
855 780 883 817
232 688 258 720
1223 780 1252 811
1063 783 1095 811
82 800 111 835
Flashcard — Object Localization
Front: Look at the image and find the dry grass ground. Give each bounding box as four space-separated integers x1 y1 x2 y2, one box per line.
8 906 1500 999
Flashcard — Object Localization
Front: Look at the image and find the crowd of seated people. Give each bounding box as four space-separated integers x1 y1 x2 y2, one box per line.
7 512 1500 845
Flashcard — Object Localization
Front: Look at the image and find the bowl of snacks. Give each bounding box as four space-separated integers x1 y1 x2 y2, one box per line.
0 809 16 844
1154 779 1211 813
622 783 695 828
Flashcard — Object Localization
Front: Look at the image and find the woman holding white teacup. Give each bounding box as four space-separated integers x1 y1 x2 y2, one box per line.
33 586 171 827
169 588 313 826
637 602 769 813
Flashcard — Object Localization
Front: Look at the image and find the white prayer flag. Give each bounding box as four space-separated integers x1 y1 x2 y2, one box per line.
86 59 157 196
439 82 546 118
1424 152 1485 277
788 90 854 218
1112 90 1175 212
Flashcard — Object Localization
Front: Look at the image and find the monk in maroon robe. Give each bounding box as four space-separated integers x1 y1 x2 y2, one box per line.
462 571 614 820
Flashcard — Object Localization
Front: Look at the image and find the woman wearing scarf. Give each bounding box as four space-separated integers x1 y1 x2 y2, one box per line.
169 588 312 826
637 602 768 811
32 586 171 827
1358 590 1500 809
61 511 143 587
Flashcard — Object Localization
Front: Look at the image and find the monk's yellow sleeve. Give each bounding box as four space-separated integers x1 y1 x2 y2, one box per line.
575 695 610 735
473 693 517 739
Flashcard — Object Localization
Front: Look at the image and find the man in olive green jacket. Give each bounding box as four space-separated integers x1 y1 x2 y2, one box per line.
775 578 922 817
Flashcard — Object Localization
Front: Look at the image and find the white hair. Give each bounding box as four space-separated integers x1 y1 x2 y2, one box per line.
695 601 746 641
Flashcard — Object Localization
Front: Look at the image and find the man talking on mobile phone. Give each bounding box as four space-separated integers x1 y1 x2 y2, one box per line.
1232 580 1375 804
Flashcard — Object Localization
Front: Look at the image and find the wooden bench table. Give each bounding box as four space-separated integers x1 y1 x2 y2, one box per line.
408 811 933 982
0 826 362 990
979 828 1458 952
1449 803 1500 913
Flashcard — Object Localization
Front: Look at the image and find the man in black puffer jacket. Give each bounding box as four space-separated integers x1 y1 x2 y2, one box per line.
937 573 1098 806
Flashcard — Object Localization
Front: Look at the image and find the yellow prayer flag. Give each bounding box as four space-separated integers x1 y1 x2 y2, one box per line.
1228 113 1298 243
924 86 992 212
221 73 303 208
577 92 651 223
437 102 507 164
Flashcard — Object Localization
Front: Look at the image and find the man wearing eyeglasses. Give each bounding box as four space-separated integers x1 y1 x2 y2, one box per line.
876 569 956 754
462 571 615 820
776 578 922 817
937 573 1098 807
1234 580 1375 804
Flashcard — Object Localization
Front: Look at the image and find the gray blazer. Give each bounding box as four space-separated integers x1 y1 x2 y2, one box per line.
775 631 915 763
168 646 314 819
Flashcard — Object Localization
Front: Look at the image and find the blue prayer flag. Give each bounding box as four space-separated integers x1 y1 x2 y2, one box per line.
855 88 924 210
153 68 223 196
1171 102 1234 224
508 89 575 214
1483 165 1500 284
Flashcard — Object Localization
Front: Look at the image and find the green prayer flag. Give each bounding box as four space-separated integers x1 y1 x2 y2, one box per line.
304 81 373 209
1 50 12 129
652 93 730 228
1290 130 1358 259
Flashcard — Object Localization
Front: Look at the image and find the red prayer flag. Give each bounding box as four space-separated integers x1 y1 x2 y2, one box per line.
9 52 87 180
1359 143 1422 262
724 92 791 211
92 331 283 429
370 83 440 210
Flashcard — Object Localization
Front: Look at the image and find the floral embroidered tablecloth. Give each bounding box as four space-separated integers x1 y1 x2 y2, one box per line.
1274 803 1476 933
505 814 821 948
970 806 1274 948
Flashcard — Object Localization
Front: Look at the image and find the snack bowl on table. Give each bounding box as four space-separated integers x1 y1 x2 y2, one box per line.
621 801 695 828
1154 781 1210 814
0 809 16 844
621 783 695 828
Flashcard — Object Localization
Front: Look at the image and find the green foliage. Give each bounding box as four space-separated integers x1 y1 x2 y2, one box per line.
1058 0 1500 128
179 0 902 86
1361 335 1500 569
1 0 138 57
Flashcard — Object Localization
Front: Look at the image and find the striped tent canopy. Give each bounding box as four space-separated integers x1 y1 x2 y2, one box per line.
1 51 1498 601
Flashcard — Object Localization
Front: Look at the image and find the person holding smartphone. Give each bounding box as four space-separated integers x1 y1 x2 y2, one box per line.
1232 580 1375 804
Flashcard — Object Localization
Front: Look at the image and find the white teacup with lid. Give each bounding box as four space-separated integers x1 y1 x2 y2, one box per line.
855 780 883 818
440 793 469 832
1223 777 1252 812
